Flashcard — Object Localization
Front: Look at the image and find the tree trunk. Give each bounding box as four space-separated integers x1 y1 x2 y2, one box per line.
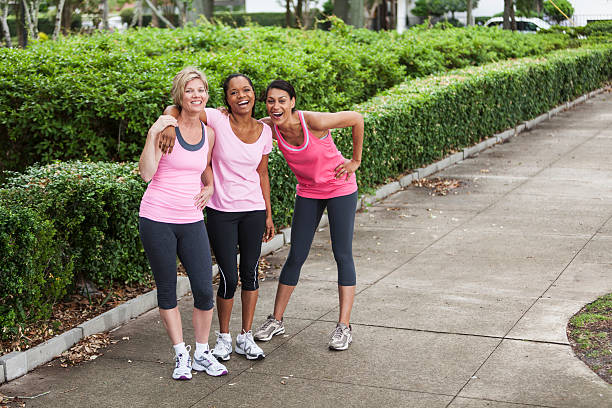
202 0 213 19
102 0 109 30
503 0 512 29
285 0 290 27
180 1 187 27
295 0 303 28
151 0 158 27
129 0 142 27
21 0 36 38
510 3 516 31
466 0 473 26
61 0 72 33
1 0 12 47
143 0 175 29
17 2 27 47
53 0 65 40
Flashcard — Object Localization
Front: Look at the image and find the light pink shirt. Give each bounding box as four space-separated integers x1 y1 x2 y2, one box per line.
274 111 357 199
139 124 208 224
206 108 273 212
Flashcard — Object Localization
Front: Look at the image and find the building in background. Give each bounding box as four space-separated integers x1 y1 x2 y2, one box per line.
219 1 612 29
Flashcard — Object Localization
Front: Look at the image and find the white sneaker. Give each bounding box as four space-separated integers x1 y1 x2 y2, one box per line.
212 332 232 361
192 349 228 377
236 330 265 360
253 314 285 341
172 345 193 380
328 323 352 351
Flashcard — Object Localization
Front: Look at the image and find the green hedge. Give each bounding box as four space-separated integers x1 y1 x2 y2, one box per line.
332 45 612 188
584 20 612 36
1 161 148 285
0 22 577 175
0 201 73 334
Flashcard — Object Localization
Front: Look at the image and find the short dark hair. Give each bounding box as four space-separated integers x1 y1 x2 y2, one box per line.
223 73 256 117
265 80 297 112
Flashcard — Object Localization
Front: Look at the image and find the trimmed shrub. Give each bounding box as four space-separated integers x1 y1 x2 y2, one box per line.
331 45 612 189
2 161 148 286
584 20 612 36
0 198 73 337
0 22 577 175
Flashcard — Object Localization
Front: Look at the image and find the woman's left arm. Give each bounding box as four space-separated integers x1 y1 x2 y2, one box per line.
257 154 275 242
305 111 364 180
195 127 215 210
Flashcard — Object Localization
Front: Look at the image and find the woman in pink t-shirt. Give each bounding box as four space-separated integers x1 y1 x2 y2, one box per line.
160 74 274 361
253 80 364 352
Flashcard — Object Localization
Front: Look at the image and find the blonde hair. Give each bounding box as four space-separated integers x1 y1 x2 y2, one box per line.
171 67 208 108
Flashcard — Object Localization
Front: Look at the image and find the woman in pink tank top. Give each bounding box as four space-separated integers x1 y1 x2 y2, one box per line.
138 67 228 380
253 80 364 351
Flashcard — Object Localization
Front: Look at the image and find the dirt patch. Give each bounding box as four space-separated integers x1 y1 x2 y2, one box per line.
567 293 612 384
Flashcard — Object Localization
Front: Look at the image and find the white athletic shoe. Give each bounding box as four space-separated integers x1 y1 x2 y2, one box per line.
172 345 193 380
236 330 265 360
192 349 228 377
253 314 285 341
212 331 232 361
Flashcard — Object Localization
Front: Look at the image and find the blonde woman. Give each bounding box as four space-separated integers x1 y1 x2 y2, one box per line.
138 67 227 380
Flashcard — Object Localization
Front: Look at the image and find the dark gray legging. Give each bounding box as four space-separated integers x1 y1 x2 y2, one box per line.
139 217 214 310
279 191 358 287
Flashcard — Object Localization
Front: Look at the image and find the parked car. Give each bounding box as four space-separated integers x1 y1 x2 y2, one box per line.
484 17 551 32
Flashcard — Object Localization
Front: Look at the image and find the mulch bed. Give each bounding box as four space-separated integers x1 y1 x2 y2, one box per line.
0 280 156 356
1 258 272 360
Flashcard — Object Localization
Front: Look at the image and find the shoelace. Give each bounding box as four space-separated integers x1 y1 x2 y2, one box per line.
331 326 345 342
259 317 276 331
205 352 225 370
175 345 192 368
242 333 258 353
216 333 231 352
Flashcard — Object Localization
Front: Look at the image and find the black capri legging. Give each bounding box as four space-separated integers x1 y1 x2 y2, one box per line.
279 191 358 287
139 217 214 310
206 208 266 299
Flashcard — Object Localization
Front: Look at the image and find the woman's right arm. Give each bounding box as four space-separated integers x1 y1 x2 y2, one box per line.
159 106 207 154
139 115 177 182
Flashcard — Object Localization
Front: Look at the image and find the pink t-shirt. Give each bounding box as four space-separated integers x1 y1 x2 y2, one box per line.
206 108 273 212
274 111 357 199
139 124 208 224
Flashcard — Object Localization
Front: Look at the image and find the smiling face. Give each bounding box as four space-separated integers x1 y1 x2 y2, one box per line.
266 87 295 125
225 76 255 116
181 78 208 114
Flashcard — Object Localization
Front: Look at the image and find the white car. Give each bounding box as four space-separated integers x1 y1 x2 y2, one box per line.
484 17 551 33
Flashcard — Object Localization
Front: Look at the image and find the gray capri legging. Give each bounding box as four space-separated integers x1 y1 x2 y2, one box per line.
279 191 358 287
139 217 214 310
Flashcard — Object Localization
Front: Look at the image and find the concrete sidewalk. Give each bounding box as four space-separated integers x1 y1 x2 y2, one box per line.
2 92 612 407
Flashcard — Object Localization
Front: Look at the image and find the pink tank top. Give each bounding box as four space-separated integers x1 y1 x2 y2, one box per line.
275 111 357 199
139 124 208 223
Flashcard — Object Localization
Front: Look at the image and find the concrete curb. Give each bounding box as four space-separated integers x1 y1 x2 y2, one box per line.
2 85 609 384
